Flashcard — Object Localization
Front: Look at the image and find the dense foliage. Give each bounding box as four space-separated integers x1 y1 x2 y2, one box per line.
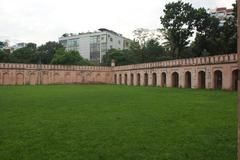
9 43 38 63
51 48 90 65
0 50 6 62
102 39 169 66
103 1 237 66
160 1 196 58
0 41 89 65
37 41 64 64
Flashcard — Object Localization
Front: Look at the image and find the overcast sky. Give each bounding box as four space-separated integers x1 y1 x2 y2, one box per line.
0 0 235 45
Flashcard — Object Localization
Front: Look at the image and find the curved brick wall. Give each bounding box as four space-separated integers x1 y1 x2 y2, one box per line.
0 53 238 90
0 63 112 85
113 53 238 90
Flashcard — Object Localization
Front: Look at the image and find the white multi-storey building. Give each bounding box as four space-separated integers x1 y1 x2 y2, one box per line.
208 7 234 26
59 28 131 63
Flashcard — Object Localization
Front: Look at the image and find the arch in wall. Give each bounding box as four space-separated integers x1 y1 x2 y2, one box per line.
82 76 85 83
81 72 86 83
86 73 91 83
82 72 87 83
114 74 117 84
29 73 37 85
172 72 179 88
54 73 60 84
76 74 81 83
65 73 71 84
42 73 49 84
152 73 157 86
232 69 238 91
130 73 134 85
95 73 101 83
144 73 148 86
16 73 24 85
119 74 122 85
105 73 111 83
185 71 191 88
3 72 10 85
161 72 166 87
124 74 128 85
214 70 222 89
137 73 141 86
198 71 206 89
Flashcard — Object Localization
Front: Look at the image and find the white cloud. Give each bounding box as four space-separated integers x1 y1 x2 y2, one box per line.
0 0 236 45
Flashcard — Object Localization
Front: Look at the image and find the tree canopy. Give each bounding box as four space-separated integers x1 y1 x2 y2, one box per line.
102 1 236 66
51 48 90 65
102 39 168 66
160 1 196 58
9 43 38 63
37 41 64 64
0 41 89 66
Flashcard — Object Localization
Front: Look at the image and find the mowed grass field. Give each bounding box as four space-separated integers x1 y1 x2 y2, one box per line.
0 85 237 160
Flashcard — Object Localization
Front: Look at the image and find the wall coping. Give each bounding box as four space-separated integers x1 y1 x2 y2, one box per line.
0 63 112 72
113 53 237 71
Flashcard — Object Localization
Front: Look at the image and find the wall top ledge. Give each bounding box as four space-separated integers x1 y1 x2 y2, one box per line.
0 63 112 72
113 53 237 71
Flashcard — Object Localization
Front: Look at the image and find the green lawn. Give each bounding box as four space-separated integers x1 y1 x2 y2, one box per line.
0 85 237 160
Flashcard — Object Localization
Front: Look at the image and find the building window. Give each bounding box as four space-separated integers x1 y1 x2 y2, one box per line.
67 38 79 48
90 36 100 43
101 35 107 43
59 40 67 48
110 45 113 49
90 36 101 61
217 12 225 17
110 38 113 42
101 43 107 52
118 40 121 44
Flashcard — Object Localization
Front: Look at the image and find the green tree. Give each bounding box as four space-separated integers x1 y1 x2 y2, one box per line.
0 49 10 63
51 48 89 65
0 50 6 62
102 49 133 66
127 41 142 63
160 1 196 58
102 40 145 66
191 2 237 56
0 41 4 48
219 3 237 53
194 8 218 35
37 41 63 64
102 39 168 66
10 43 38 63
142 39 167 62
191 8 221 56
